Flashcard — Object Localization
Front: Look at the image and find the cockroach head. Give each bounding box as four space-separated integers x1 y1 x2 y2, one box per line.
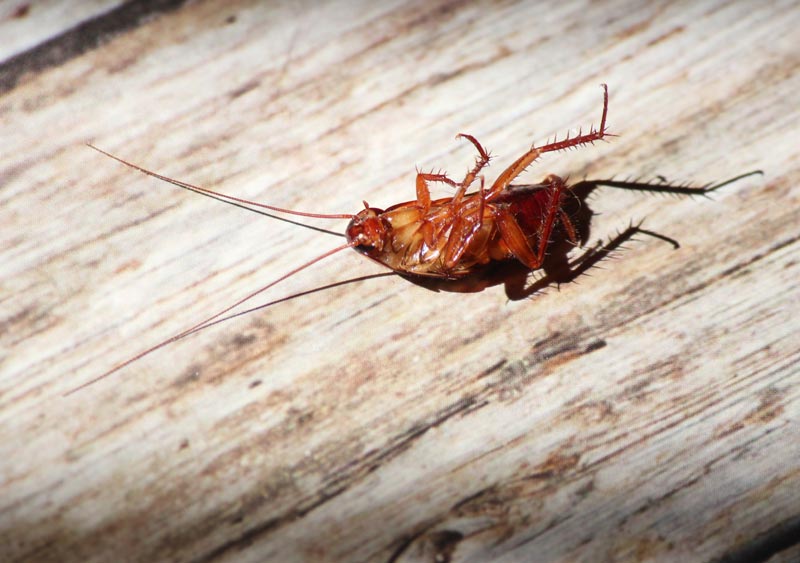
346 207 388 252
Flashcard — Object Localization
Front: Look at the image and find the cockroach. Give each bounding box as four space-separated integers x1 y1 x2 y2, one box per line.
70 85 757 394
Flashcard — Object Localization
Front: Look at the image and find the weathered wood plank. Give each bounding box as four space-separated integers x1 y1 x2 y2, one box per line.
1 1 798 562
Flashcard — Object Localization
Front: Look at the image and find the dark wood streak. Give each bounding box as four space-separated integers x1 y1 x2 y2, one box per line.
190 396 484 562
0 0 190 93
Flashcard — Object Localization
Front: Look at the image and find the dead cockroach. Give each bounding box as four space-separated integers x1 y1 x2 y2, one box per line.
70 85 758 394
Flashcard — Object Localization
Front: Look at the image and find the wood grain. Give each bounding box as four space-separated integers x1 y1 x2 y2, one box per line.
1 1 798 562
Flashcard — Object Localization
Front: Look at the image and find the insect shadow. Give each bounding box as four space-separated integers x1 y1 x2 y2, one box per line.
403 172 761 300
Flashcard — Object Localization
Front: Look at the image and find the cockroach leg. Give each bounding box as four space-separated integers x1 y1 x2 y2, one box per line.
454 133 491 200
443 176 487 269
493 206 538 269
533 175 569 267
415 171 458 211
558 209 579 245
487 84 610 200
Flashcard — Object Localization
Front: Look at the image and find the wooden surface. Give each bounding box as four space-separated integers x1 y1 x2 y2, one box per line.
2 1 799 562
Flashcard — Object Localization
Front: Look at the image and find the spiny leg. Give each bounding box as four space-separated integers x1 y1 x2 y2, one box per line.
537 83 609 153
432 134 491 270
453 133 491 202
443 176 487 270
533 175 569 266
558 209 579 245
416 171 458 211
487 84 610 200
